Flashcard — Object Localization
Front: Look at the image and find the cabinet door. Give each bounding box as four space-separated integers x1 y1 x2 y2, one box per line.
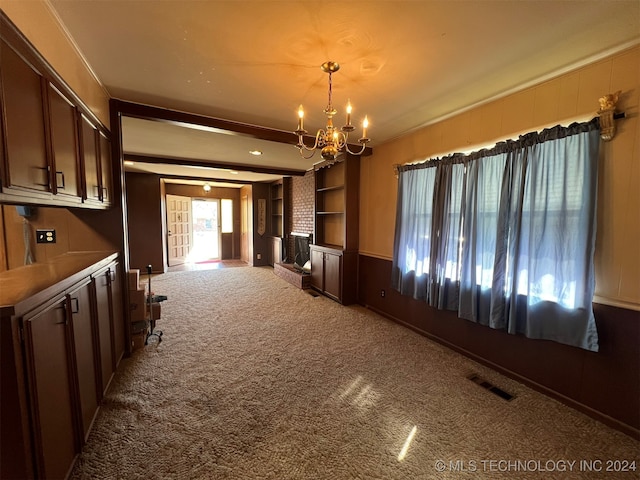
47 82 81 200
310 248 324 290
0 38 50 193
323 251 342 301
109 262 126 365
68 282 99 441
24 299 78 479
98 131 112 204
80 114 100 202
93 268 114 396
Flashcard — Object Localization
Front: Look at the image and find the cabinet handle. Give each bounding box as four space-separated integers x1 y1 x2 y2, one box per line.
110 270 116 282
102 186 108 201
56 171 65 189
35 166 52 189
54 304 67 324
70 297 80 314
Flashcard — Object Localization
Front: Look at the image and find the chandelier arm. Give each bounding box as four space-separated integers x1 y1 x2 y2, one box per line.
334 131 347 149
298 146 319 160
297 129 325 152
344 142 368 156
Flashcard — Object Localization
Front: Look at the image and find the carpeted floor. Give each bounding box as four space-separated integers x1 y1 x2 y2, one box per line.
70 267 639 479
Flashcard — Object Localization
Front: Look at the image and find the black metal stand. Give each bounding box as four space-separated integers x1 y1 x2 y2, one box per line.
145 264 163 345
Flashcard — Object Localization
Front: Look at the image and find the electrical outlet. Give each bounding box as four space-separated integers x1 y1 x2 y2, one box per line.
257 253 262 260
36 229 56 244
381 289 385 297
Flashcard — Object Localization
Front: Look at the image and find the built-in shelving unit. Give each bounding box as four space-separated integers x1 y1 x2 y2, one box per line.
268 178 290 266
270 181 284 237
311 154 360 304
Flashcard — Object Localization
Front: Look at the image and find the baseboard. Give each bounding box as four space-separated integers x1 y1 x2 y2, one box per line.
363 303 640 440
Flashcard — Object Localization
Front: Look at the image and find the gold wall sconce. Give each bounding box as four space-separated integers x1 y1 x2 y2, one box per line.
597 91 625 141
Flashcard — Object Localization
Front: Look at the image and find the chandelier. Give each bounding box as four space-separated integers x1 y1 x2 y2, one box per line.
294 61 370 160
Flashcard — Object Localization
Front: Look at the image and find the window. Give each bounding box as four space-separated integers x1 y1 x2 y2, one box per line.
392 120 600 351
221 199 233 233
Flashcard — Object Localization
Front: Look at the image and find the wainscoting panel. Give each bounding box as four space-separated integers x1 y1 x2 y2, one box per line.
358 254 640 437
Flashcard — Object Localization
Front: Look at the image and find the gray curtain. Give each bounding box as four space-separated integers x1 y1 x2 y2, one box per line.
392 119 600 351
391 165 436 300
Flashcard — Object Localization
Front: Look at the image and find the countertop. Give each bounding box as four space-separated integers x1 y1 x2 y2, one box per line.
0 251 118 316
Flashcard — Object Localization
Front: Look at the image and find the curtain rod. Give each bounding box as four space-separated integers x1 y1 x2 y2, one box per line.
393 93 627 176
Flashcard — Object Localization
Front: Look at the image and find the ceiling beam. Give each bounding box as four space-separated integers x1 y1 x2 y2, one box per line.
112 99 372 155
158 174 250 185
124 153 306 177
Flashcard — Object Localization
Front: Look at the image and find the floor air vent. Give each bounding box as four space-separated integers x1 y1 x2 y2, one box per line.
467 373 515 401
305 289 320 297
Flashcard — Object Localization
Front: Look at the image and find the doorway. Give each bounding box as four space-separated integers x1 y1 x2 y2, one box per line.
188 199 221 263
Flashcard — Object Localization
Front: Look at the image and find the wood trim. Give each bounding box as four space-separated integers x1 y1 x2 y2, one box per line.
0 40 8 191
159 174 249 185
40 76 55 194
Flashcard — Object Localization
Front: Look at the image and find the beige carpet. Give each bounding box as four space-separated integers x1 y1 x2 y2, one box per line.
71 267 638 479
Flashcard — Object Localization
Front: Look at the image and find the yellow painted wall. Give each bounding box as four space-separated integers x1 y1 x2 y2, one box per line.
0 0 110 126
360 46 640 308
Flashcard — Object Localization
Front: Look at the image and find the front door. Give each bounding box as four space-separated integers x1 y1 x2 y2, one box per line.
166 194 192 266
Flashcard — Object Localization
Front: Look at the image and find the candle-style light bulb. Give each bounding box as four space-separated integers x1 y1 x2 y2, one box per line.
346 100 352 126
297 105 304 131
362 116 369 139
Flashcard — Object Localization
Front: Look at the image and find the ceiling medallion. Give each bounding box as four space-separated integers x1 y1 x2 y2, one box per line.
294 61 370 161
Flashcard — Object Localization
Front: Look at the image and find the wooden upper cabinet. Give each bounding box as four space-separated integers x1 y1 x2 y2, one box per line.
98 131 112 205
47 83 82 202
80 114 101 203
0 38 50 194
0 14 113 209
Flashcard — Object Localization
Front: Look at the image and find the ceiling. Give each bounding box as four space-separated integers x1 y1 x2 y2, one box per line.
47 0 640 187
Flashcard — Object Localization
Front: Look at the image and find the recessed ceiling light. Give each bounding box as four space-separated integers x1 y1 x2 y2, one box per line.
124 160 135 166
249 150 263 156
230 171 239 175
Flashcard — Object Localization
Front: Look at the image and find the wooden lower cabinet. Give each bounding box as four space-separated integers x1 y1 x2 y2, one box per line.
23 295 79 480
323 250 341 299
0 253 126 479
110 262 126 367
93 266 114 397
310 247 325 294
310 245 358 305
69 280 100 441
